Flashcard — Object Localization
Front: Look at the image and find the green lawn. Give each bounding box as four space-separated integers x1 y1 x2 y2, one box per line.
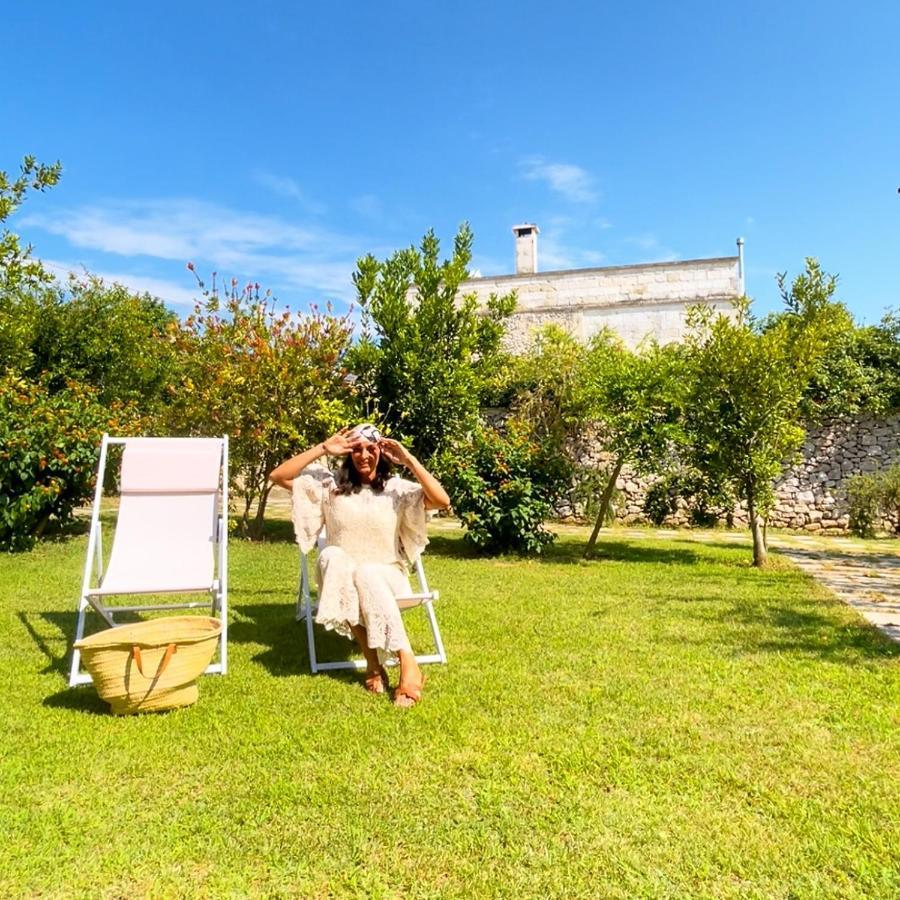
2 522 899 898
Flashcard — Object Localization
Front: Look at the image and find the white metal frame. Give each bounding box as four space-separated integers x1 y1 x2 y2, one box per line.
68 434 229 687
296 537 447 673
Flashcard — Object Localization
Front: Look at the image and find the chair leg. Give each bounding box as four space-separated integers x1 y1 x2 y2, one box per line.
305 596 319 673
69 596 90 687
423 600 448 664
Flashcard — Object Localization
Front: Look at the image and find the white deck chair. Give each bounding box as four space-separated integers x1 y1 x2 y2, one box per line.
296 532 447 673
69 435 229 687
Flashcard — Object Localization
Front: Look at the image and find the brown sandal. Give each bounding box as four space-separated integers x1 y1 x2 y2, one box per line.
364 667 389 695
393 673 427 708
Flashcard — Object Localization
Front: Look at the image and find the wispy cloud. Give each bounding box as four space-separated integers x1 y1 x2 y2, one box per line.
519 157 599 203
252 170 327 214
624 233 680 263
39 258 198 307
350 194 383 220
23 198 366 303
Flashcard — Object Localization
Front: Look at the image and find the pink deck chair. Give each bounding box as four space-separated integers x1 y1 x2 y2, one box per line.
69 435 229 687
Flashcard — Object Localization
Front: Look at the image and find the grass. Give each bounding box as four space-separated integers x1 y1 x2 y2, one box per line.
2 521 899 898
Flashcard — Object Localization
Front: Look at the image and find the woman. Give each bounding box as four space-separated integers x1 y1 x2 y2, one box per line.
270 425 450 707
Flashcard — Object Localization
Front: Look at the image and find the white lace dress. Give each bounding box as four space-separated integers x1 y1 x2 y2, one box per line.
292 466 429 659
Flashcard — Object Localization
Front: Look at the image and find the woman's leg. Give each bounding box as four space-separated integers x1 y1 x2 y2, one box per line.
315 545 361 636
318 547 385 691
350 624 388 693
353 563 424 704
353 563 413 655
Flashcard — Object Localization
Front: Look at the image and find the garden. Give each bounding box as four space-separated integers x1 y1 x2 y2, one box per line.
2 157 900 896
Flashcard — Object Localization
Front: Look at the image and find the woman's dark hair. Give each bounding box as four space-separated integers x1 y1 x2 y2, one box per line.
334 452 393 495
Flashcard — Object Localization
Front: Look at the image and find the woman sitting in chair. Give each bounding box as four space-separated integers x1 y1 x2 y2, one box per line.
270 425 450 707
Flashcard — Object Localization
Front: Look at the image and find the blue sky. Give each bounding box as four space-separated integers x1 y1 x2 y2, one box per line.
4 1 899 322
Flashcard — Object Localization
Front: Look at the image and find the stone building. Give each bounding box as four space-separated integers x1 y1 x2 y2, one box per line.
463 224 745 350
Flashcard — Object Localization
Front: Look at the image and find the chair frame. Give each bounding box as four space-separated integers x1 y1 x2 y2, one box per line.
296 539 447 673
68 434 229 687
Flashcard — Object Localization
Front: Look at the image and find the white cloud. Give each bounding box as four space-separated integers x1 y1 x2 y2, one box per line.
91 271 199 307
519 157 599 203
23 198 365 303
252 170 327 214
40 258 200 306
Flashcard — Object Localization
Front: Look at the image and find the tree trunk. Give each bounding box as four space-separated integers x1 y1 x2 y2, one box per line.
249 485 271 540
240 493 254 538
584 456 624 559
747 492 767 567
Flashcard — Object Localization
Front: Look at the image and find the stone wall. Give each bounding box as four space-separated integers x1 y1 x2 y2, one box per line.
462 256 741 351
558 414 900 533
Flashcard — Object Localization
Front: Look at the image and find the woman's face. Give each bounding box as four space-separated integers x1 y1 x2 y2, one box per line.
350 440 380 482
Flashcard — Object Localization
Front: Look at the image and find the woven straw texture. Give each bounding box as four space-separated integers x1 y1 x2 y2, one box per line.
75 616 222 715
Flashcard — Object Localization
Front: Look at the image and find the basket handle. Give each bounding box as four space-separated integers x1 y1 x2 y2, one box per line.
131 643 177 679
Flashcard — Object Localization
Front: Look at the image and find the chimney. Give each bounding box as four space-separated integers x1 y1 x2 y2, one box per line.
512 223 539 275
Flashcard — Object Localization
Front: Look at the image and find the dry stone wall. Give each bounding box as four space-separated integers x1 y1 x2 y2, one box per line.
557 414 900 533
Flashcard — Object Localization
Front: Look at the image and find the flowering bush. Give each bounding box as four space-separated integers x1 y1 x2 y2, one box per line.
165 272 357 537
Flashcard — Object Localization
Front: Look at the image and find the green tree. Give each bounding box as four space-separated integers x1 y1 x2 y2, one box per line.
683 260 846 567
350 224 515 462
26 274 179 413
0 156 61 372
166 275 356 538
579 335 688 558
800 309 900 418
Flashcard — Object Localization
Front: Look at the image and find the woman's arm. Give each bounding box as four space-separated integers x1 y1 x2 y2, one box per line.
379 438 451 511
269 428 356 489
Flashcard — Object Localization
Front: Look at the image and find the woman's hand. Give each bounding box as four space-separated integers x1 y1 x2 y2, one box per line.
322 428 361 457
378 437 413 467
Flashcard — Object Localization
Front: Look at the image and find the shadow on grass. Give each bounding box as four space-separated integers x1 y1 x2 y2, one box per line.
416 534 711 567
245 519 722 569
42 686 110 716
229 601 361 684
18 611 73 679
729 599 900 661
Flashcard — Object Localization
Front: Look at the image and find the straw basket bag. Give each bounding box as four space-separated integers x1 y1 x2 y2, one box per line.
74 616 222 714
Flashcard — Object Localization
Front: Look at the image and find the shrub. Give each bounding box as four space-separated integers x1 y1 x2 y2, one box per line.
0 373 126 551
643 479 675 527
642 471 733 528
847 463 900 537
437 422 571 555
846 473 883 538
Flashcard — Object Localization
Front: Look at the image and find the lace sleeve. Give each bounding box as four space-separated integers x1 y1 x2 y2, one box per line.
290 465 334 553
389 477 429 564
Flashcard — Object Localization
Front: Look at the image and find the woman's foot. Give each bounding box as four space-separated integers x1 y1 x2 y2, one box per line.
394 672 426 708
364 667 389 695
